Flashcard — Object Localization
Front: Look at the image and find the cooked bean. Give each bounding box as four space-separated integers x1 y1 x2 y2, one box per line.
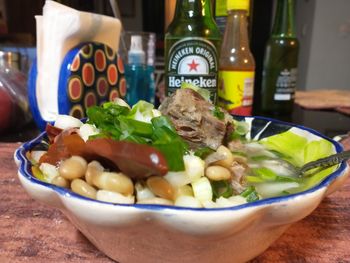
59 156 87 180
214 145 234 168
71 179 97 199
51 176 69 188
146 176 175 200
205 165 231 181
85 161 104 185
93 172 134 196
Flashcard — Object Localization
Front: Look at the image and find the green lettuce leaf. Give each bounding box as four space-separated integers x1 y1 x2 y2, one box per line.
127 100 157 123
259 129 337 193
260 130 308 167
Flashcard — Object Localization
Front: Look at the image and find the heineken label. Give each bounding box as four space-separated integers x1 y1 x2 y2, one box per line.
166 37 219 101
273 68 297 101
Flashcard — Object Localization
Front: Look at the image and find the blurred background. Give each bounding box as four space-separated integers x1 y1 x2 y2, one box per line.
0 0 349 140
1 0 349 90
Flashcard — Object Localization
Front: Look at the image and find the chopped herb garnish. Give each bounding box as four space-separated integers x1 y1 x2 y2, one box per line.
194 147 215 159
212 105 225 120
240 186 259 202
211 180 233 200
253 167 277 181
86 101 188 171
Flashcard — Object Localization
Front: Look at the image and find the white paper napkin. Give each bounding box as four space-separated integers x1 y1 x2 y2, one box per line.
35 0 121 122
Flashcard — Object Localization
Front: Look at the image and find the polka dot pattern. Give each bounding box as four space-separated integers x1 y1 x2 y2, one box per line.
96 77 108 97
82 63 95 87
68 76 83 102
109 89 119 101
81 44 93 58
69 104 84 119
95 49 106 72
105 45 115 61
119 77 127 98
71 56 80 72
84 91 97 109
107 64 118 86
117 56 125 74
63 43 126 118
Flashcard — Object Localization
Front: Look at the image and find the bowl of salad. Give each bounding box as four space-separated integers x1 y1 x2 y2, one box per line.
15 88 349 263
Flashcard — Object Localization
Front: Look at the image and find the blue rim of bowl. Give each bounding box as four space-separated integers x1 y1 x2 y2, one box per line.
15 115 347 212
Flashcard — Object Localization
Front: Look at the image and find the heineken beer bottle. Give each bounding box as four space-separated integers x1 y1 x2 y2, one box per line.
164 0 221 102
260 0 299 116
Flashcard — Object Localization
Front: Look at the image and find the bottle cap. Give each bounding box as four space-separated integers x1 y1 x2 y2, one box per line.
227 0 250 11
128 35 146 64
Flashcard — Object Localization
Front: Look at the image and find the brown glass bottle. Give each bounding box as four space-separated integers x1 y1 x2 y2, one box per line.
164 0 221 102
260 0 299 116
217 0 255 116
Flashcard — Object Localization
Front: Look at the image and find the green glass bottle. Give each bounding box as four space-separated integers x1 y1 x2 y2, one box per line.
164 0 221 102
260 0 299 116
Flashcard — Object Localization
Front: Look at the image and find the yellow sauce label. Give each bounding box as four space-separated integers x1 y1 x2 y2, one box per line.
218 70 255 115
215 0 227 17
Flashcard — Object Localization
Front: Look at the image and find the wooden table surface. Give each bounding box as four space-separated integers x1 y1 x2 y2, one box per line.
1 140 350 263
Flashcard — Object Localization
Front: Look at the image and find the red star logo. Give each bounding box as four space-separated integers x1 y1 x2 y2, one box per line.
188 59 199 72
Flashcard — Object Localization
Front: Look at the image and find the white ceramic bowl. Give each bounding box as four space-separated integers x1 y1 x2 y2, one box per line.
14 116 349 263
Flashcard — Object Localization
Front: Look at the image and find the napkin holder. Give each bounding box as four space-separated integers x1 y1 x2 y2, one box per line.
28 42 126 130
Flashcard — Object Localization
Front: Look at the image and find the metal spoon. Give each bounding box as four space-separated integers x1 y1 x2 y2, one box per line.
298 150 350 177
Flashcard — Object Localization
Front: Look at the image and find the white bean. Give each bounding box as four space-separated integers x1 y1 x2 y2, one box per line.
71 179 97 199
214 145 234 168
205 165 231 181
51 176 69 188
59 156 87 180
85 161 104 185
146 176 175 200
93 172 133 196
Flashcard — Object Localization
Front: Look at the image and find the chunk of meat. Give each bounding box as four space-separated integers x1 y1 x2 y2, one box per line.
159 89 229 150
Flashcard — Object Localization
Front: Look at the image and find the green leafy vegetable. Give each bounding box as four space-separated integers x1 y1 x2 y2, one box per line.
253 167 278 181
259 129 337 193
86 101 188 171
211 180 233 200
127 100 156 123
229 120 250 141
260 130 309 167
240 186 259 202
194 147 215 159
212 105 225 120
151 116 188 171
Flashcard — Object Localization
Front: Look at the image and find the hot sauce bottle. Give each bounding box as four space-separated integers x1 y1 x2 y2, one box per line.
217 0 255 116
